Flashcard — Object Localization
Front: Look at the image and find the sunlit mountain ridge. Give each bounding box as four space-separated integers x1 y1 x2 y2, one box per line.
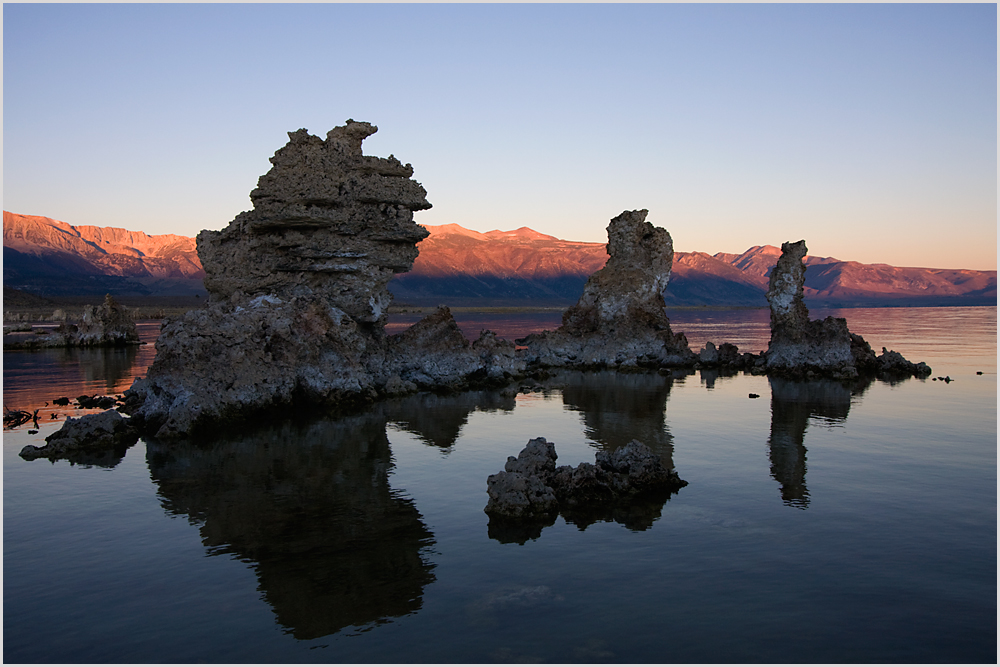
3 212 995 306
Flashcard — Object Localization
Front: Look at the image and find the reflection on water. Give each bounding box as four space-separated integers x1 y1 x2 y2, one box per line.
2 321 161 426
146 413 436 639
558 370 675 469
3 306 994 663
380 390 515 452
766 377 876 508
487 371 683 541
142 389 527 638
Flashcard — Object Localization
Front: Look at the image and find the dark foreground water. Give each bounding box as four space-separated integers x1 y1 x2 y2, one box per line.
3 307 996 663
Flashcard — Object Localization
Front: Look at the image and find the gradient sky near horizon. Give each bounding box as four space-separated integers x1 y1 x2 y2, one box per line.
4 3 997 270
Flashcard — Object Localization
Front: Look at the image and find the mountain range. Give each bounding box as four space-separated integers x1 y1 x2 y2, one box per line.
4 211 205 296
3 211 995 307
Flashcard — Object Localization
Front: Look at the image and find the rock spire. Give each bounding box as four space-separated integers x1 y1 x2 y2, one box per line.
765 240 930 378
519 210 694 368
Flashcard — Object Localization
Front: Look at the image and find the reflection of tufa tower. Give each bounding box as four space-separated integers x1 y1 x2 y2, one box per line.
766 378 867 508
146 413 435 639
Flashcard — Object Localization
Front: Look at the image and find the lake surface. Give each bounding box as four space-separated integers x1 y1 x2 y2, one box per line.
4 307 996 663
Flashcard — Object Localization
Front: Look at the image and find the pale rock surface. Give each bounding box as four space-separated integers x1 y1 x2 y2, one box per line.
519 210 695 368
72 294 141 346
198 120 431 326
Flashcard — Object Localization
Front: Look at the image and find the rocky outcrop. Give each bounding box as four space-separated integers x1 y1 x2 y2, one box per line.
518 210 695 369
19 410 138 466
386 306 525 390
122 122 522 439
765 241 930 379
485 437 687 524
126 291 379 439
3 294 141 349
198 120 430 326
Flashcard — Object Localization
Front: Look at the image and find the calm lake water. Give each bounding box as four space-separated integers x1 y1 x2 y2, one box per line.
4 307 996 663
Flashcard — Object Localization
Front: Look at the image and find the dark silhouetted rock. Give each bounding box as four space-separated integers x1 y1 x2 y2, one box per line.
485 437 686 527
19 410 138 466
484 438 560 518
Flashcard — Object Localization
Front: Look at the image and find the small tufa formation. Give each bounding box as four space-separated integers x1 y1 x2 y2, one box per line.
765 241 930 379
198 120 431 326
19 410 139 466
71 294 141 346
3 294 140 350
519 210 695 369
385 306 524 391
484 437 687 520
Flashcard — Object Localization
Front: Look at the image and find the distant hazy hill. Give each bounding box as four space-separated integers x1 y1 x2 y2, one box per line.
3 212 994 307
3 211 205 296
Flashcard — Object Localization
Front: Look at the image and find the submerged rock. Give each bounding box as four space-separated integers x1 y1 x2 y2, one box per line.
19 410 138 466
764 241 930 379
518 210 695 368
485 437 687 529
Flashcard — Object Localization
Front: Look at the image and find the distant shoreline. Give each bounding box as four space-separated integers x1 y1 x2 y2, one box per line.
3 288 993 324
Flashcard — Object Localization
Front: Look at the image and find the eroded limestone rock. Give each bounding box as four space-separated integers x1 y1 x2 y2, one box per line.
519 210 695 368
19 410 138 466
765 240 930 378
3 294 140 350
198 120 431 326
126 292 379 439
385 307 525 390
484 437 687 522
74 294 141 346
123 123 525 439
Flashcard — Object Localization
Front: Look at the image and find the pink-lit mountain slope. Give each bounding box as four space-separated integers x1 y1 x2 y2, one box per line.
3 212 994 306
3 211 205 296
393 225 995 307
706 244 996 306
386 223 610 305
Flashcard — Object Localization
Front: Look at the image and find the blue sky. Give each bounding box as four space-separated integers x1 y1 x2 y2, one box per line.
4 3 996 270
